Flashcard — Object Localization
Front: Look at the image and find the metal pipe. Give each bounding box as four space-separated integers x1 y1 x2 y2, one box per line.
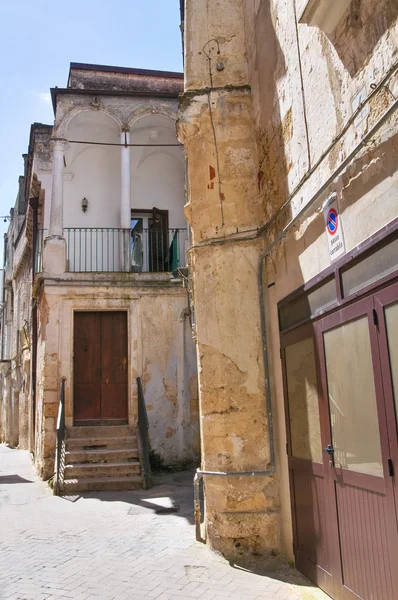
194 467 276 542
194 472 202 542
192 96 398 542
68 140 182 147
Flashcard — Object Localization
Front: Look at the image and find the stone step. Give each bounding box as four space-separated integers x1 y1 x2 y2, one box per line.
64 461 141 479
62 475 142 493
65 448 139 464
67 425 135 439
66 436 137 451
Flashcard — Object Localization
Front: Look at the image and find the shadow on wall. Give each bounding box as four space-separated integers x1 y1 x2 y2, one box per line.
328 0 398 77
251 0 291 225
249 0 398 583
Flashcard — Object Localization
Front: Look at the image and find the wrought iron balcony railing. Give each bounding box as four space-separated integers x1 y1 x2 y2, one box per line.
36 228 188 274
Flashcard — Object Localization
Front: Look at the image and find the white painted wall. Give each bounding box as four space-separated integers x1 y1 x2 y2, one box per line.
57 109 187 271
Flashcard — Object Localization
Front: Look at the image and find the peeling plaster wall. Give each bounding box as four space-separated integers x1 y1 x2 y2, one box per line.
242 0 398 559
180 0 398 564
34 277 199 478
179 0 281 559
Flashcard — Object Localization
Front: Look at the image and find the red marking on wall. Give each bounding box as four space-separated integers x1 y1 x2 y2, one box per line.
209 166 216 180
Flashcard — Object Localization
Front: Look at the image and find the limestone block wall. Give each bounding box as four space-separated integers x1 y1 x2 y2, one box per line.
180 0 398 562
179 0 281 559
34 276 199 478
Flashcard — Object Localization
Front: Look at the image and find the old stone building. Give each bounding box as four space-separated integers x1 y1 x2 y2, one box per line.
0 124 51 452
0 63 199 492
179 1 398 599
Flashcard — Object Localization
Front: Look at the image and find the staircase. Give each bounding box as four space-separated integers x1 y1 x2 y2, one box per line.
62 425 142 493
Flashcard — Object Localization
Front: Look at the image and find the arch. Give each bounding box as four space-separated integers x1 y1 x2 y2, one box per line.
56 105 124 138
127 105 177 130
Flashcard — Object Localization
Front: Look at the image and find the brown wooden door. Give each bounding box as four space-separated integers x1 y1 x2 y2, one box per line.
74 312 101 422
316 296 398 600
74 312 128 424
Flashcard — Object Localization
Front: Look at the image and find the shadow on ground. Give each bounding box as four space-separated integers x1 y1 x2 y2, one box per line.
0 474 34 484
60 469 198 524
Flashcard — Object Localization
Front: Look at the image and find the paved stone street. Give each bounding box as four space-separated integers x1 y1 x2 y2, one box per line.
0 445 326 600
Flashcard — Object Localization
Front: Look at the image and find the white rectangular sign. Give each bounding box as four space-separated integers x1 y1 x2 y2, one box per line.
323 194 345 262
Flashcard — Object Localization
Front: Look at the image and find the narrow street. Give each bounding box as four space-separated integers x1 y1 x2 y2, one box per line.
0 446 325 600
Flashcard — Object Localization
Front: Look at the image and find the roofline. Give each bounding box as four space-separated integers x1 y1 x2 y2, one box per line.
51 87 181 114
68 62 184 83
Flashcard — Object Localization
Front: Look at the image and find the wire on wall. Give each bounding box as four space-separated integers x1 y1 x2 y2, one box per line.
202 39 225 229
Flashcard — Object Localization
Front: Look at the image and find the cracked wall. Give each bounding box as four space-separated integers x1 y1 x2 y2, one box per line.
181 0 398 564
34 278 199 478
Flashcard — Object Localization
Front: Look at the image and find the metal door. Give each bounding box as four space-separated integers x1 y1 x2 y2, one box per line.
375 282 398 524
282 324 335 598
316 296 398 600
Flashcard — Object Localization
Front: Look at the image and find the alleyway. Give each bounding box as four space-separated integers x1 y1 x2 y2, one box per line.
0 446 326 600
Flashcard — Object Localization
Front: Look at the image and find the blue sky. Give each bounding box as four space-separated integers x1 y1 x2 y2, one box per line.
0 0 183 251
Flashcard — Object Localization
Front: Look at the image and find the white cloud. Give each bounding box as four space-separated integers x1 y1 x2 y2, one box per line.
39 92 51 105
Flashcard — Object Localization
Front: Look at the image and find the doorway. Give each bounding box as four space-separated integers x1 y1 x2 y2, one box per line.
282 284 398 600
73 311 128 425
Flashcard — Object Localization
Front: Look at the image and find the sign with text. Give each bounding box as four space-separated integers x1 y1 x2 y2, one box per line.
323 194 345 262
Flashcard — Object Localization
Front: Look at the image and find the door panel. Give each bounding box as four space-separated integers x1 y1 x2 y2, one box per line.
74 312 128 423
335 483 394 600
282 328 334 597
318 297 397 600
74 312 101 421
323 315 383 477
375 282 398 525
100 312 128 420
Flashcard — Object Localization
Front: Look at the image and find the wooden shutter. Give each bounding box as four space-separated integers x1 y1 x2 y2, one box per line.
150 208 169 271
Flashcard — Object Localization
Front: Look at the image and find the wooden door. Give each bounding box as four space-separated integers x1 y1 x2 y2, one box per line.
74 312 128 424
316 296 398 600
150 207 169 272
100 312 128 420
74 312 101 422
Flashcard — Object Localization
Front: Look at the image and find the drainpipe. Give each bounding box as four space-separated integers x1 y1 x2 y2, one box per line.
193 96 398 544
29 197 39 454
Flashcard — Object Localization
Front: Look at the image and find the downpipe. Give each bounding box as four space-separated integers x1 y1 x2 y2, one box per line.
193 97 398 544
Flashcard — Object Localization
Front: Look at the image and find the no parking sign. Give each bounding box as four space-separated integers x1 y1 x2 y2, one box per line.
323 194 345 262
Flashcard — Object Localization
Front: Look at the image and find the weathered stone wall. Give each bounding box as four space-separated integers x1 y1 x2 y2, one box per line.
68 65 183 95
179 0 281 559
34 275 199 478
180 0 398 562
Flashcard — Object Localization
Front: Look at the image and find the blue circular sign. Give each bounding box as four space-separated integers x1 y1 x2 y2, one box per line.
327 208 338 235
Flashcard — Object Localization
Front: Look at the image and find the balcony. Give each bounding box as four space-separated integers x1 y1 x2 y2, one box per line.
36 228 188 274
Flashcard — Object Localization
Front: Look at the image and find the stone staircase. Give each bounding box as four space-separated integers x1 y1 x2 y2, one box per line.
62 425 142 493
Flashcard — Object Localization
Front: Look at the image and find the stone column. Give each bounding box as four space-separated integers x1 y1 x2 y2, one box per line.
120 130 131 228
120 130 131 270
43 138 68 274
49 138 68 237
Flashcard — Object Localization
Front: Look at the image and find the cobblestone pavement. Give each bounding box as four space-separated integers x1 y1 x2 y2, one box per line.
0 445 328 600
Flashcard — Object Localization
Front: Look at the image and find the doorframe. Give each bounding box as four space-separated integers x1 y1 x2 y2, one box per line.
58 298 139 429
278 221 398 599
280 322 336 597
315 295 398 597
72 310 129 425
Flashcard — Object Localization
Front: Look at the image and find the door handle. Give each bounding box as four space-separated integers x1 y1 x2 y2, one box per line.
323 444 334 455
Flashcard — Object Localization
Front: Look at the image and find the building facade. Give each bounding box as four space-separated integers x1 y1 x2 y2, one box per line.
1 64 199 491
179 1 398 599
